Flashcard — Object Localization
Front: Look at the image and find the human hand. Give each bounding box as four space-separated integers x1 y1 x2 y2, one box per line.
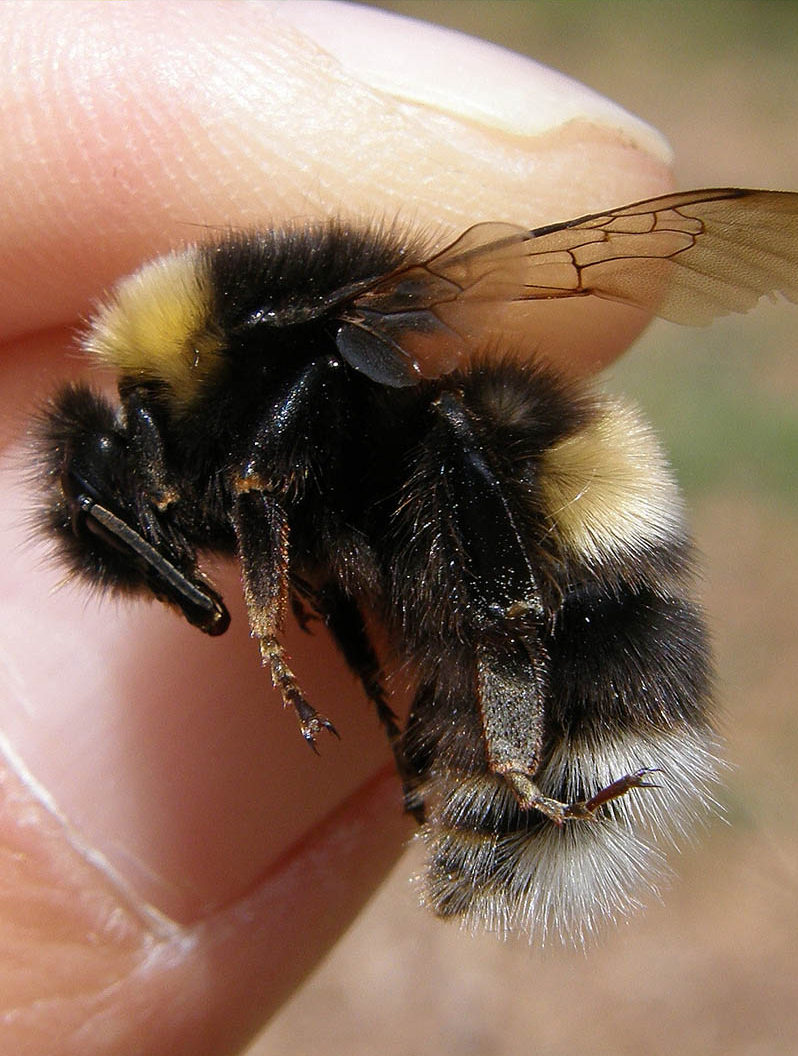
0 2 672 1053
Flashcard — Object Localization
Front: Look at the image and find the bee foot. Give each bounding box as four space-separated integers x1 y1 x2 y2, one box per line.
504 768 663 824
299 711 340 752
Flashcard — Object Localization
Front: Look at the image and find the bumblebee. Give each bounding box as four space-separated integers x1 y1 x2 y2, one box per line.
34 188 798 941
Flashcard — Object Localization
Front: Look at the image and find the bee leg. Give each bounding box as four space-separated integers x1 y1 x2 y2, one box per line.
502 768 662 825
289 592 318 633
259 636 340 751
320 587 400 740
307 583 422 818
230 487 338 748
480 637 658 823
119 385 181 511
429 391 656 825
475 636 550 798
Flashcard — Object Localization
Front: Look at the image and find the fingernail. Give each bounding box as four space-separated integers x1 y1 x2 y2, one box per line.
275 1 672 164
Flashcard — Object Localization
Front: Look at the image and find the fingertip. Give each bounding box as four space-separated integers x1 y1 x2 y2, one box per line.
276 0 672 162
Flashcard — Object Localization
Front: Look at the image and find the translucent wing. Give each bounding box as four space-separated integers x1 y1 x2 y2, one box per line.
336 188 798 385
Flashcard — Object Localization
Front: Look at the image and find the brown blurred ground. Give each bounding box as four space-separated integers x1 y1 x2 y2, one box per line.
250 3 798 1054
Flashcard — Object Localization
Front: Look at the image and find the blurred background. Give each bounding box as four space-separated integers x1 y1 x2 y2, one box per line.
252 3 798 1053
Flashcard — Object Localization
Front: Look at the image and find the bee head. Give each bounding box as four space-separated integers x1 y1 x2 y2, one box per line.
34 382 229 635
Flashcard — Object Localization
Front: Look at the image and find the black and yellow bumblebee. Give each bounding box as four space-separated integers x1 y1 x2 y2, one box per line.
35 188 798 942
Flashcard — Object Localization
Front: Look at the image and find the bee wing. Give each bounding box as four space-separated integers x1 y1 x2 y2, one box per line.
336 188 798 385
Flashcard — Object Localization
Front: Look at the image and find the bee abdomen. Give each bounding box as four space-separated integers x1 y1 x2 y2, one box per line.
417 721 721 944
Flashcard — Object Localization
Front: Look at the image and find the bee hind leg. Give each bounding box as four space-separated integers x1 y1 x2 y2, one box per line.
502 767 662 825
476 639 658 824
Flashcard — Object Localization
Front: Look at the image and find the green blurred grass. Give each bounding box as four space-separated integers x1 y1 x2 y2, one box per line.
607 313 798 505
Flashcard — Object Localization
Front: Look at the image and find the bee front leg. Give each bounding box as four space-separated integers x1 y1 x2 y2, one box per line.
230 486 338 748
120 384 181 512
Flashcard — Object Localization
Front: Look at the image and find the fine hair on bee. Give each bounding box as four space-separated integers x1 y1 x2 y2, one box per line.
31 189 798 943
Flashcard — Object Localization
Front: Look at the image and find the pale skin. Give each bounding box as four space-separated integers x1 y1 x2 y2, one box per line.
0 2 673 1052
